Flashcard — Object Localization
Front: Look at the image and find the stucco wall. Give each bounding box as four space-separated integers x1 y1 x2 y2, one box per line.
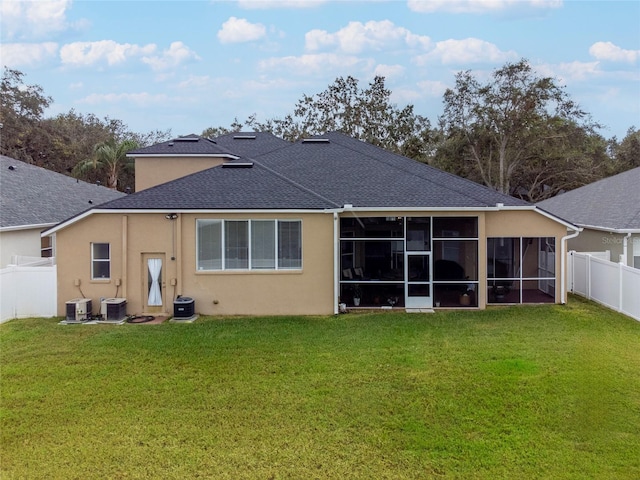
134 156 226 192
54 212 336 317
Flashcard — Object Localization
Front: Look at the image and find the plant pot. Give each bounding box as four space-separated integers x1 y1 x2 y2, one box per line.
459 294 471 306
353 297 361 307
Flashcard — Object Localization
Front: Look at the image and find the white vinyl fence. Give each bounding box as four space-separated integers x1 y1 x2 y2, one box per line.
568 251 640 321
0 264 57 323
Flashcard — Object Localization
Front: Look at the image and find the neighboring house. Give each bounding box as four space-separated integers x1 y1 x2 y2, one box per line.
44 132 577 317
538 167 640 269
0 155 125 268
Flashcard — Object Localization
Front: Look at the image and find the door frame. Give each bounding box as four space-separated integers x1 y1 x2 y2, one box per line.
142 252 167 314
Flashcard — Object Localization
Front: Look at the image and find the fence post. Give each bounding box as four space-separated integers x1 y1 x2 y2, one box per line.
619 261 624 313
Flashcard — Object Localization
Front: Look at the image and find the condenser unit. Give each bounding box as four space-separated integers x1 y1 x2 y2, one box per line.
173 296 195 319
100 298 127 321
65 298 92 322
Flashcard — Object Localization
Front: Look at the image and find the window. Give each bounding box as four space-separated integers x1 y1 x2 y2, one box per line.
91 243 110 279
197 219 302 271
41 235 54 258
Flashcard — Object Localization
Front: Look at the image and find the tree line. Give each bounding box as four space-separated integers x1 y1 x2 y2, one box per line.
2 62 638 200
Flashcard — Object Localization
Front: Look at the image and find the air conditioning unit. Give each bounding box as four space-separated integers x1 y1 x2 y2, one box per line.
65 298 92 322
100 298 127 321
173 296 195 319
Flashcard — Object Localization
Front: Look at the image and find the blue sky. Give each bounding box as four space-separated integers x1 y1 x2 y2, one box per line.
2 0 639 140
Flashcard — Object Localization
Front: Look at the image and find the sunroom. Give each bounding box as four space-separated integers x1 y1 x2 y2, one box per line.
339 216 479 309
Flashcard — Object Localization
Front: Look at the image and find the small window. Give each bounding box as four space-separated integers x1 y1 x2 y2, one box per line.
41 235 54 258
197 220 222 270
91 243 110 279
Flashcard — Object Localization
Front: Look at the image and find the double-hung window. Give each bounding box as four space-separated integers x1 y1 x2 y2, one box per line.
91 243 110 279
197 219 301 271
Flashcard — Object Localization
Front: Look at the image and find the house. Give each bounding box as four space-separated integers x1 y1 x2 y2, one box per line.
0 155 125 268
537 167 640 269
43 132 578 317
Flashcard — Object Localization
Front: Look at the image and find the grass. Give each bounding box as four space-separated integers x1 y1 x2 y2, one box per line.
1 296 639 479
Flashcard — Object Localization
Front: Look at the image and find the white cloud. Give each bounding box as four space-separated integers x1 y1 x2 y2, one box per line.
258 53 369 76
142 41 200 71
306 20 430 54
407 0 562 14
589 42 639 64
177 75 212 89
416 79 449 97
78 92 170 107
235 0 326 9
374 64 405 80
217 17 267 44
414 38 517 65
537 61 601 82
60 40 156 67
0 42 58 67
0 0 80 40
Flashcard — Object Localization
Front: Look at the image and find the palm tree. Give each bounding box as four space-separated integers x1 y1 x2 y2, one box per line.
73 139 138 190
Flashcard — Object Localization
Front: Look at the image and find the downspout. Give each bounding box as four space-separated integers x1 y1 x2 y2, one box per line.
561 228 582 304
333 211 339 315
621 232 632 266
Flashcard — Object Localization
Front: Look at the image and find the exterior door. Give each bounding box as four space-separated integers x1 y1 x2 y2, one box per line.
406 253 432 308
142 253 166 313
405 217 432 309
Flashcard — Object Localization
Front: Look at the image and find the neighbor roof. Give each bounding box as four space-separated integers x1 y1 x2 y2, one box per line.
537 167 640 232
0 155 125 230
100 131 529 212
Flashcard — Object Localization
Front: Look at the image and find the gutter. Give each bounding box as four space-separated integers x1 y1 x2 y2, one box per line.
561 227 583 304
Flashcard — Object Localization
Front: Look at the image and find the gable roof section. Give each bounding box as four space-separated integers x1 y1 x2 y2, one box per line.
537 167 640 232
0 155 125 230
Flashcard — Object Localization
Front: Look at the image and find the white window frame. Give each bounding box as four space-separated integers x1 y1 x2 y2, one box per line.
91 242 111 280
196 219 302 271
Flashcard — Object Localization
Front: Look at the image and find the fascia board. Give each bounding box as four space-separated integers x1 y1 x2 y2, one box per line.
41 208 334 236
573 223 640 234
1 223 56 233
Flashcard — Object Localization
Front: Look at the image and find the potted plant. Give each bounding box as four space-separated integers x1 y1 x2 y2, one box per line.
459 286 473 306
352 285 362 307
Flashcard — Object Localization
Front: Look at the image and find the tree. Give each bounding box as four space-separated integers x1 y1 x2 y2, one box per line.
0 67 52 162
609 127 640 172
206 76 433 162
439 59 602 201
73 139 139 190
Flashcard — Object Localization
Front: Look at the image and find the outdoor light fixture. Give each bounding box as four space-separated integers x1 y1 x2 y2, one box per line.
165 213 178 220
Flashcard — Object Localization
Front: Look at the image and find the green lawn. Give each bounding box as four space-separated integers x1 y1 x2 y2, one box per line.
2 296 639 479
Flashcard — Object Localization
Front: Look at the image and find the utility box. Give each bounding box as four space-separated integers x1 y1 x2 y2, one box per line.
101 298 127 321
173 296 195 319
66 298 92 322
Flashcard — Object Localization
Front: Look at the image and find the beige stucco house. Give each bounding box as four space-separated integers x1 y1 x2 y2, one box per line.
43 132 578 317
538 167 640 269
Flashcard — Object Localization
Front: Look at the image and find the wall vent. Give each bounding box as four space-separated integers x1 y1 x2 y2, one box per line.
222 161 254 168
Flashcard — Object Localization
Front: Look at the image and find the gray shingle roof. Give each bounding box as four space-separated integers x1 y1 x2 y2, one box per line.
212 132 291 157
127 134 238 157
537 167 640 231
102 131 528 212
0 155 125 229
